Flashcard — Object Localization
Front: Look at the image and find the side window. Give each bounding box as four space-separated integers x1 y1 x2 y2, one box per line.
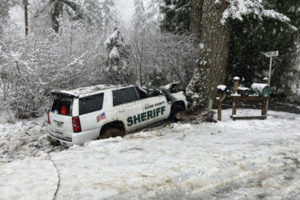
136 87 149 99
79 93 104 115
113 87 139 106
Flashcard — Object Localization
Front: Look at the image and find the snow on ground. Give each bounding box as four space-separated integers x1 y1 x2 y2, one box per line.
0 113 66 163
1 109 300 199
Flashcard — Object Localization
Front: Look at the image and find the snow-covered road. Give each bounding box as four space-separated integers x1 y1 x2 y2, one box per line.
1 109 300 200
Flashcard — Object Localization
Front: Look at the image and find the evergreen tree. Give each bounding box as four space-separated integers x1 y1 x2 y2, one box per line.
132 0 147 85
0 1 18 36
104 28 134 84
160 0 192 33
161 0 299 103
226 0 299 97
83 0 118 31
48 0 89 33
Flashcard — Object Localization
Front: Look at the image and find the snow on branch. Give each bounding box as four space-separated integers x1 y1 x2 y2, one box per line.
221 0 292 25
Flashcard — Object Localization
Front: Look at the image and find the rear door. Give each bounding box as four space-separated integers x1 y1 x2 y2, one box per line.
78 93 104 137
110 87 144 131
49 94 74 138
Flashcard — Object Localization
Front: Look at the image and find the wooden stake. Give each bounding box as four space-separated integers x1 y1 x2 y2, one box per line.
217 94 227 121
24 0 29 37
232 77 240 117
217 95 222 121
262 98 268 116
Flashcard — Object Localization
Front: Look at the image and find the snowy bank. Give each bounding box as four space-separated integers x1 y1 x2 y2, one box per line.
0 109 300 199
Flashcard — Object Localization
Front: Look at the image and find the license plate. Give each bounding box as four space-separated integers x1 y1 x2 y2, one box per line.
56 121 64 127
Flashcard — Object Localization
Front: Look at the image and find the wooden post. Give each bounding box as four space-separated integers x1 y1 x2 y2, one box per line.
262 98 267 117
263 77 270 115
217 94 227 121
232 77 240 116
217 94 222 121
233 76 240 94
23 0 29 37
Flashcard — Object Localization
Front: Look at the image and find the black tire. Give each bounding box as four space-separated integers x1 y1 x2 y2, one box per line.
169 103 185 121
100 127 125 139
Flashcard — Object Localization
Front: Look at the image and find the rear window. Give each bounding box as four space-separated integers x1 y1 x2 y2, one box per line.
79 93 104 115
51 94 73 116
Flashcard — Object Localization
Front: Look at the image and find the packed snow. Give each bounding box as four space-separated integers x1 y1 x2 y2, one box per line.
1 109 300 199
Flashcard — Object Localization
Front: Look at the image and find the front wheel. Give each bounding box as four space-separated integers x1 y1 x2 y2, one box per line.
169 104 185 121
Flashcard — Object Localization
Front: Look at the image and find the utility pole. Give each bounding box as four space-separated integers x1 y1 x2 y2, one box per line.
23 0 29 37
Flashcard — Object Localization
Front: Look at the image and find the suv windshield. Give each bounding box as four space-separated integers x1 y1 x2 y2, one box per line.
51 94 73 116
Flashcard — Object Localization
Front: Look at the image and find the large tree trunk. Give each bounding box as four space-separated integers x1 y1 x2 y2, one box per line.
188 0 229 106
190 0 204 40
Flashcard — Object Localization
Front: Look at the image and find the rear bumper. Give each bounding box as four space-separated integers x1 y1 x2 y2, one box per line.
47 126 100 145
48 132 73 145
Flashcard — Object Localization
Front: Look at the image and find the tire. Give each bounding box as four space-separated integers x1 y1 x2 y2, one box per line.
169 103 185 121
100 127 125 139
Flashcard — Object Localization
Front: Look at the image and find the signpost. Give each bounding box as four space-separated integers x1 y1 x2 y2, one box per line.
263 51 279 114
263 51 279 85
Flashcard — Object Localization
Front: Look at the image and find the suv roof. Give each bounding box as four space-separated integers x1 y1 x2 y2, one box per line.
52 84 127 98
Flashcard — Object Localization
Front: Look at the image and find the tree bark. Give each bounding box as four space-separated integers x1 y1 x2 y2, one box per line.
188 0 229 106
190 0 204 40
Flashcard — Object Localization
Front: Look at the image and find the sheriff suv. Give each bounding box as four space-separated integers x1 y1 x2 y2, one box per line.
47 84 188 144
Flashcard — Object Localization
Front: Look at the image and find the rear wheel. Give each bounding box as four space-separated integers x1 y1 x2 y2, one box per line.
169 103 185 121
100 127 125 139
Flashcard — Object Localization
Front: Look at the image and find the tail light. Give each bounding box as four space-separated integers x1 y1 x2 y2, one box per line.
47 111 51 124
72 116 81 133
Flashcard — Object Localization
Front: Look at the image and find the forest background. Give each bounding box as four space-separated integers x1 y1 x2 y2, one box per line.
0 0 299 118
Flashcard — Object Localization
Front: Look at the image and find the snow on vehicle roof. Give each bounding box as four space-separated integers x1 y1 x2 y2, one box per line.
52 84 126 97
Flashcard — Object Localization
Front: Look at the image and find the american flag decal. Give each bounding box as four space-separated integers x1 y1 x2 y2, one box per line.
97 112 106 122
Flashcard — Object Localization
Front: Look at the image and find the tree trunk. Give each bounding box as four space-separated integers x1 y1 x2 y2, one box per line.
190 0 204 40
188 0 229 106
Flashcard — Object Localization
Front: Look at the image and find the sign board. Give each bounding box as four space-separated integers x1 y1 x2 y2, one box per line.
263 51 279 58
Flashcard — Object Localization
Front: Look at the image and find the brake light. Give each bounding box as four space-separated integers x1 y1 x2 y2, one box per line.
72 116 81 133
48 112 51 124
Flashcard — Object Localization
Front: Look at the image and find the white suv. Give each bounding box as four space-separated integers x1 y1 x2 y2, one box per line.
47 84 188 144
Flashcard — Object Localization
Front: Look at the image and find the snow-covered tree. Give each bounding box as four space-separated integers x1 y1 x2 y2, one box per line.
104 28 134 84
160 0 192 33
145 0 164 26
0 1 112 118
131 0 148 85
82 0 118 32
225 0 299 98
161 0 298 105
128 0 198 87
